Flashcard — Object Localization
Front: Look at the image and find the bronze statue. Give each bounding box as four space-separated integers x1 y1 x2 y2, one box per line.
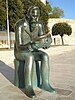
14 6 55 98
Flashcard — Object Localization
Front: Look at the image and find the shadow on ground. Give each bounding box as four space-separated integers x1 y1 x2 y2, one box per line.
0 60 14 84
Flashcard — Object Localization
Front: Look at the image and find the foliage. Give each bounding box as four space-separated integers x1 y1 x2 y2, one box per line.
0 0 6 31
50 7 64 18
8 0 24 31
52 23 72 36
46 1 52 13
52 22 72 45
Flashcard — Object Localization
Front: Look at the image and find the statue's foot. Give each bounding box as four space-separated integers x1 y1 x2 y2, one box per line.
25 86 36 98
40 83 56 93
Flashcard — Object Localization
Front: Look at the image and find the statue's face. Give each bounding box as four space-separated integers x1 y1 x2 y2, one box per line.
30 7 40 20
32 9 40 18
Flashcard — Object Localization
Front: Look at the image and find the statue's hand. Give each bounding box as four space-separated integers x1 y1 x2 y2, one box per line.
42 36 52 49
30 33 52 49
31 41 43 49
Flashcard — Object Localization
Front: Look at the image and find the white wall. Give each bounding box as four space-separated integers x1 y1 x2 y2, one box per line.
40 0 46 4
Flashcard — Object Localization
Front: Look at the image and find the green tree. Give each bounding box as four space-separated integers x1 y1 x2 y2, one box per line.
0 0 6 30
50 7 64 18
0 0 24 31
52 23 72 45
8 0 24 31
46 1 52 13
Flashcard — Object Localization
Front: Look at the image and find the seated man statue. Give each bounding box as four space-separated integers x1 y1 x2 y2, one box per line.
14 6 55 98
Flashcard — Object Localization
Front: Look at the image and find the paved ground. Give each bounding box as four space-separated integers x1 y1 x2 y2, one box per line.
0 46 75 100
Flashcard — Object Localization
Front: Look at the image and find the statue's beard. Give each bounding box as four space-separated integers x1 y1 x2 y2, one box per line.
30 21 38 32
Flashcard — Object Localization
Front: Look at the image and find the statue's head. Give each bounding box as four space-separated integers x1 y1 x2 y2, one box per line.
27 6 40 20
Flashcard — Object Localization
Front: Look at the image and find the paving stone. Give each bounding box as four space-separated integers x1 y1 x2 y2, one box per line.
0 46 75 100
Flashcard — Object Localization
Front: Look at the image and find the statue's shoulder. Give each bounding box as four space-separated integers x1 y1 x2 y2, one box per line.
15 17 26 28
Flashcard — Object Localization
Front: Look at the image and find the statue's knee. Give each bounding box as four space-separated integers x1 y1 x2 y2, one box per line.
14 59 20 69
26 53 34 61
30 54 34 61
42 53 49 60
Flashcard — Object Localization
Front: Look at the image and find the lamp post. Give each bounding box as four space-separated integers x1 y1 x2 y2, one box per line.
6 0 10 49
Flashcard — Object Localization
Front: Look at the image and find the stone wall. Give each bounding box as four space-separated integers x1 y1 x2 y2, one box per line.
0 31 15 48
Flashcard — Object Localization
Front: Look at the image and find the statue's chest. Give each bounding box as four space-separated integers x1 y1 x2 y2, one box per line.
30 23 39 36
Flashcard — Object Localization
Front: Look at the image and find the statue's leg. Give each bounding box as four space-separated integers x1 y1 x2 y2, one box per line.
18 61 25 88
14 59 19 87
15 52 36 98
35 61 40 87
24 53 36 98
40 52 55 93
14 59 25 88
32 50 41 87
31 61 37 88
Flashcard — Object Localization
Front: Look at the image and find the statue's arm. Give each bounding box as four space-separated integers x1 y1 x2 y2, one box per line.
15 18 33 51
30 23 46 49
14 18 26 48
38 23 52 49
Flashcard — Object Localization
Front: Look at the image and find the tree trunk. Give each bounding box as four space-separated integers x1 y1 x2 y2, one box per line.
54 38 56 45
61 36 64 45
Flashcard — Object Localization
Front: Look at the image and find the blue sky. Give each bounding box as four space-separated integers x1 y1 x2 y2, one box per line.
48 0 75 20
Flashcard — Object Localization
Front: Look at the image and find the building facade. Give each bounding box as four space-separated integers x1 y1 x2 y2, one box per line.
0 31 15 48
40 0 46 4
